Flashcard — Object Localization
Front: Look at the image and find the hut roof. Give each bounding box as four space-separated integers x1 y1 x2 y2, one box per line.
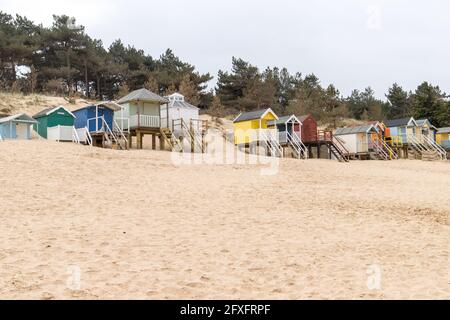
437 127 450 134
267 115 300 126
72 101 122 113
233 108 278 123
33 106 75 119
297 114 313 123
165 93 198 110
0 113 37 124
384 117 416 127
117 88 169 104
334 124 376 135
416 119 437 130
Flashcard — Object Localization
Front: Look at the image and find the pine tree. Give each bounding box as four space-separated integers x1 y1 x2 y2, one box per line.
385 83 410 119
144 74 159 94
208 95 226 120
410 82 447 127
179 74 199 105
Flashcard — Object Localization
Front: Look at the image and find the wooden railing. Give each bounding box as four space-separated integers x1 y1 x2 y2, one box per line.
130 115 160 128
317 130 333 141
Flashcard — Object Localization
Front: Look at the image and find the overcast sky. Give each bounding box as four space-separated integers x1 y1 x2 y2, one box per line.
2 0 450 99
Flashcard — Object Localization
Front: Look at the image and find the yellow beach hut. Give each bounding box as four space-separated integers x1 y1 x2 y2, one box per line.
233 108 278 145
233 108 283 156
436 127 450 149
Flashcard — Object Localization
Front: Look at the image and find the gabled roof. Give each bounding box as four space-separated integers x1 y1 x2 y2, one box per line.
384 117 417 128
33 106 75 119
169 100 199 110
117 88 169 104
267 115 300 126
233 108 278 123
0 113 38 124
72 101 122 113
167 92 184 100
437 127 450 134
334 124 377 136
416 119 437 130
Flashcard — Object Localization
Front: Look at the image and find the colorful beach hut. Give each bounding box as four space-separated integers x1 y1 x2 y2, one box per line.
334 124 388 159
384 117 418 146
297 114 349 162
73 103 117 133
115 88 172 149
416 119 437 143
297 114 318 143
436 127 450 149
233 108 278 145
72 102 126 149
0 113 37 140
33 106 76 141
385 117 445 160
233 108 282 156
267 115 307 158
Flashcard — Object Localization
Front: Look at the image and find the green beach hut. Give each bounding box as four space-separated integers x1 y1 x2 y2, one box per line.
33 106 76 141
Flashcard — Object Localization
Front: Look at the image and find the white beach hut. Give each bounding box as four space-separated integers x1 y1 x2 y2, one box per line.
162 93 199 129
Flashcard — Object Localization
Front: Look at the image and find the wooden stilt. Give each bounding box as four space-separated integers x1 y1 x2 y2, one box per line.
152 134 156 150
136 130 142 149
159 135 165 150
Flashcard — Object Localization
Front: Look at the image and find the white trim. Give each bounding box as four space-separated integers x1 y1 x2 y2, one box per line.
261 108 279 121
46 106 76 118
408 117 418 127
232 112 243 123
0 113 37 124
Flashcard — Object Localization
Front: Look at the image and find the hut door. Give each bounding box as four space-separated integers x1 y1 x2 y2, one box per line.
16 123 27 139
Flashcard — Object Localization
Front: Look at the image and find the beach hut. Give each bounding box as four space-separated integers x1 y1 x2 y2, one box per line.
297 114 318 143
367 121 399 159
115 88 171 149
334 124 387 160
163 92 199 127
32 106 76 141
384 117 418 146
436 127 450 149
0 113 37 140
233 108 282 156
416 119 437 143
161 92 207 152
233 108 277 144
267 115 307 158
72 102 126 149
296 114 349 162
385 117 445 160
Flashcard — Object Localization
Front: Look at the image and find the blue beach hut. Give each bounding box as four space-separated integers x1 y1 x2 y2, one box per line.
0 113 38 140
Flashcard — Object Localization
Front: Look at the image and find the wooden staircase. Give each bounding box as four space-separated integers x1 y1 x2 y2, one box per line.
171 119 208 153
160 127 183 152
287 131 308 159
327 140 350 162
330 136 350 162
370 140 390 160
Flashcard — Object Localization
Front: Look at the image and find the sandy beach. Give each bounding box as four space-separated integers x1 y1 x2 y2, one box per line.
0 140 448 299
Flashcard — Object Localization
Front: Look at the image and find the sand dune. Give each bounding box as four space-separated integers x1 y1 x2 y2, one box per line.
0 140 448 299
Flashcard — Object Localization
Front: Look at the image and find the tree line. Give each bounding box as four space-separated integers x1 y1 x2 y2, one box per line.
1 12 449 127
